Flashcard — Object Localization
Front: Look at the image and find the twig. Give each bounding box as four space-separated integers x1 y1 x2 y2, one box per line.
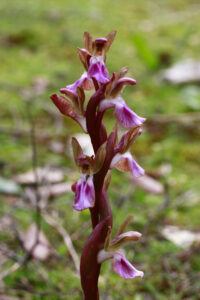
42 211 80 274
0 262 21 281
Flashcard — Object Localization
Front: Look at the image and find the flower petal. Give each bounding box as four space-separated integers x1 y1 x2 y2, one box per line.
111 77 136 98
88 56 110 83
112 252 144 279
114 98 145 128
111 152 144 177
66 72 94 93
109 231 142 250
73 175 95 211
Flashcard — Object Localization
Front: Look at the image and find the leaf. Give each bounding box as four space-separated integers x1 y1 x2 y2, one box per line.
132 33 158 70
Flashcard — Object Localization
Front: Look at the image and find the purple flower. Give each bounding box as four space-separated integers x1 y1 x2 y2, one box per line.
97 229 144 279
65 72 94 94
99 97 145 128
112 251 144 279
73 174 95 211
88 56 110 84
111 152 144 177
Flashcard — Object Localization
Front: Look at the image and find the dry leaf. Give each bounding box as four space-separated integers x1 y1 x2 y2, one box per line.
23 224 51 260
162 225 200 249
14 167 64 184
161 59 200 85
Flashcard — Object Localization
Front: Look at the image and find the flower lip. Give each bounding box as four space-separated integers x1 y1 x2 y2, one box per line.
73 174 95 211
112 251 144 279
88 56 110 83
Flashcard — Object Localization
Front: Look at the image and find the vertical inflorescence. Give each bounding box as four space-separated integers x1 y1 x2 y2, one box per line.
50 31 145 300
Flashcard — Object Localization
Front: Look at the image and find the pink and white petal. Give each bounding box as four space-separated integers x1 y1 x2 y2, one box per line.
111 77 136 98
111 152 144 177
110 231 142 249
66 72 94 93
112 253 144 279
114 101 146 128
73 175 95 211
126 152 145 177
88 56 110 83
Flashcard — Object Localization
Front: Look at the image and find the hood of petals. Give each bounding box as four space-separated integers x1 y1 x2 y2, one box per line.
73 174 95 211
109 231 142 250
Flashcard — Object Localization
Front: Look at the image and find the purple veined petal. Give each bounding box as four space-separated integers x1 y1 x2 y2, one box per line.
114 98 146 128
66 72 94 93
110 152 144 177
112 252 144 279
73 174 95 211
125 152 145 177
88 56 110 83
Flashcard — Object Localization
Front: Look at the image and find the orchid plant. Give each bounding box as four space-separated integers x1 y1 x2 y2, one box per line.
50 31 145 300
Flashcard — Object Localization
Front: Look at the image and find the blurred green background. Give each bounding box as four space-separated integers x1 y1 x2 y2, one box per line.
0 0 200 299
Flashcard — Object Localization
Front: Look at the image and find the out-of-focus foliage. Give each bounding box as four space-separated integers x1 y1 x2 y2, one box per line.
0 0 200 299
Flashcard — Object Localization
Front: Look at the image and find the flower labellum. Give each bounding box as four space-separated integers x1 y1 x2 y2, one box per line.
99 97 145 128
73 174 95 211
112 251 144 279
88 56 110 83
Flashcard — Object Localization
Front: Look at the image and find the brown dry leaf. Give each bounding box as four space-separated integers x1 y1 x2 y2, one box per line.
132 174 164 194
14 167 64 184
23 224 51 261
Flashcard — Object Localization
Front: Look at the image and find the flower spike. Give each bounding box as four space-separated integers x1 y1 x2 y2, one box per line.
51 31 145 298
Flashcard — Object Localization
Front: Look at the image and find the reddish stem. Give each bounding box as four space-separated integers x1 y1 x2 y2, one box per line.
81 85 115 299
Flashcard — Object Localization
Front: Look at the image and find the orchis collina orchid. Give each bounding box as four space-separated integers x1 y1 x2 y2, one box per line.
50 31 145 300
98 218 144 279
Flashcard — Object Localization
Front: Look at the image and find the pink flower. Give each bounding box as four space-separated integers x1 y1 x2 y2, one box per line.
98 229 144 279
64 72 94 95
73 174 95 211
88 56 110 84
112 251 144 279
111 152 144 177
99 96 145 128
